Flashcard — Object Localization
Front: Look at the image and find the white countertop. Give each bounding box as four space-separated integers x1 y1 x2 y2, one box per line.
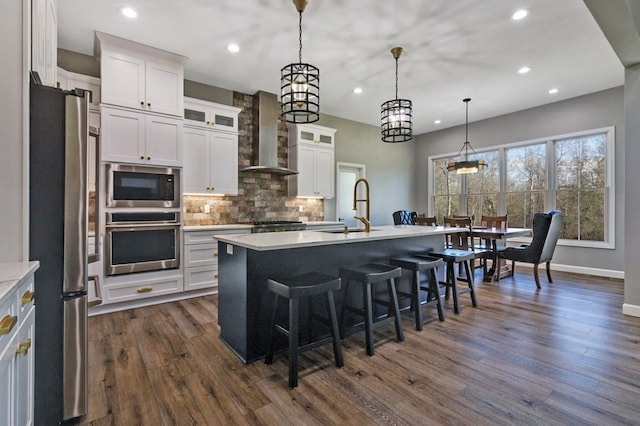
0 261 40 304
214 225 454 251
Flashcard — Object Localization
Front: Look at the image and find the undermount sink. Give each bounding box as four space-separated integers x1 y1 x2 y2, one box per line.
319 228 380 234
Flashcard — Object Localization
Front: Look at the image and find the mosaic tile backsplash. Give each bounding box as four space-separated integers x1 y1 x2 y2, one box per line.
183 92 325 226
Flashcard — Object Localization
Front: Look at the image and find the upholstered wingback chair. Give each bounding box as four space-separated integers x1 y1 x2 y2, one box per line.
498 211 564 289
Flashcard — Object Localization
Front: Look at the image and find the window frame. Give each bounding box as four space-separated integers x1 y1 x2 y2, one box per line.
427 126 615 249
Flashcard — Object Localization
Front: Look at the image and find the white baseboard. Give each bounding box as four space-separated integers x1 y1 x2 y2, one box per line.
514 262 624 280
622 304 640 317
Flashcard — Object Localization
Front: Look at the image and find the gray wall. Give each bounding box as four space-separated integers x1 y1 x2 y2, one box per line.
414 87 625 273
0 0 27 262
317 114 416 226
625 65 640 307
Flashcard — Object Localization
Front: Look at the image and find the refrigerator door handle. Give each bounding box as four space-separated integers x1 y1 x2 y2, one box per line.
63 295 88 420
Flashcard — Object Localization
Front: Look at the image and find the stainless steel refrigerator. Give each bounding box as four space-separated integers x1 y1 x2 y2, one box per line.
29 83 90 423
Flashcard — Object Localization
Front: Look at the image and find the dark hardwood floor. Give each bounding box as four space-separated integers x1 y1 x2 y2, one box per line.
78 268 640 425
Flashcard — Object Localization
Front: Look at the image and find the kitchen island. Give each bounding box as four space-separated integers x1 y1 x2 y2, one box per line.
215 225 452 363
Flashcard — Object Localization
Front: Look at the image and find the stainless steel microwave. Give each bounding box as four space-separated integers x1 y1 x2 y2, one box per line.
106 163 180 208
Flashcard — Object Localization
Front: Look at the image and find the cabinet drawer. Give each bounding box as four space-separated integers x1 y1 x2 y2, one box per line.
184 231 217 245
104 276 183 304
184 265 218 292
16 273 35 323
185 243 218 268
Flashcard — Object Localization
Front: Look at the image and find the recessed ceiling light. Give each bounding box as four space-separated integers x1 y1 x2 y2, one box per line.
518 66 531 74
434 119 441 124
227 43 240 53
512 9 529 21
548 88 559 94
353 87 363 94
121 7 137 19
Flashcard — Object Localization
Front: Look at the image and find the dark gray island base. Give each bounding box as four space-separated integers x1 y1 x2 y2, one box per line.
216 227 447 364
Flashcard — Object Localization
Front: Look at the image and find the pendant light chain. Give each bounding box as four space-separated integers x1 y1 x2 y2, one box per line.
395 57 399 100
298 11 303 64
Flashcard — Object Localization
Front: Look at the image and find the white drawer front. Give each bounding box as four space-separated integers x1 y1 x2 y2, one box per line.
184 265 218 291
104 276 183 303
184 231 217 245
185 243 218 268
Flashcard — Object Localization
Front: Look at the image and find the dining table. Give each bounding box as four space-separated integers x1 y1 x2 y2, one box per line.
471 227 532 282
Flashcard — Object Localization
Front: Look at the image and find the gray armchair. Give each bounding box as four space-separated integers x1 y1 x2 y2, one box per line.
498 211 564 289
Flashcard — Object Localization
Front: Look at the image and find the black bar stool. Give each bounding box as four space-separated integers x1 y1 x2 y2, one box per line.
339 263 404 356
389 255 445 330
264 272 343 388
428 248 477 314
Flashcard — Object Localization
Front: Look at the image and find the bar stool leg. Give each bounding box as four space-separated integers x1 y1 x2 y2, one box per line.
339 279 350 338
288 297 299 389
449 263 460 315
364 282 375 356
463 260 478 308
326 291 344 368
388 278 405 342
265 293 279 365
413 270 424 331
429 268 445 322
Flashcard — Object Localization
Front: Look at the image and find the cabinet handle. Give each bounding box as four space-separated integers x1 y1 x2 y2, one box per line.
214 252 218 257
214 273 219 279
140 101 144 106
140 156 145 160
0 315 18 335
206 121 211 125
21 290 35 306
146 156 151 161
147 102 151 107
137 287 153 293
15 339 31 357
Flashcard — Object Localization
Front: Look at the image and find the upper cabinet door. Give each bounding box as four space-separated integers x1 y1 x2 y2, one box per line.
144 114 183 167
100 51 146 111
32 0 57 87
145 60 184 116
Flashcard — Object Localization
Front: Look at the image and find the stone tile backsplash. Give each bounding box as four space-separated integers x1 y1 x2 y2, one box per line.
183 92 325 226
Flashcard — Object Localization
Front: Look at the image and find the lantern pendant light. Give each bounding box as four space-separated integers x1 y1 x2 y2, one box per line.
281 0 320 123
447 98 488 174
381 47 413 143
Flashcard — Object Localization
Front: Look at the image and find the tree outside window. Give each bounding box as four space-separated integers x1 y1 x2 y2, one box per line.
466 150 499 222
506 144 546 228
555 134 606 241
432 157 460 224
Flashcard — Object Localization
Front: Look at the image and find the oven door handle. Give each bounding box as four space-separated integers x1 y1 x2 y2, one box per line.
105 223 180 229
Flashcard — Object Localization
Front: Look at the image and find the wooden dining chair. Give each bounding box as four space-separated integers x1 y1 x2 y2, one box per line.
478 215 508 271
414 216 437 226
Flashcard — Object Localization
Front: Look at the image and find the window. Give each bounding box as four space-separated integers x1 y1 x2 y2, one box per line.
428 127 615 248
505 143 546 228
555 134 607 242
432 157 460 223
467 150 500 220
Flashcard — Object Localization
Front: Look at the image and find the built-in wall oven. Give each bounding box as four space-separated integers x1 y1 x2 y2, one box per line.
105 211 181 276
106 163 180 208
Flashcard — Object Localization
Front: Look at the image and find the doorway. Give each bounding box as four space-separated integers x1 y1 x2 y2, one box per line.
336 162 366 228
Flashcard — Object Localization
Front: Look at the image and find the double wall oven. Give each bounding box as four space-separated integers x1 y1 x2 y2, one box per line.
104 164 181 276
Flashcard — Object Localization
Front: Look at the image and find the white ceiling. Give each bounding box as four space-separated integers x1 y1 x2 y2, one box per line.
56 0 624 135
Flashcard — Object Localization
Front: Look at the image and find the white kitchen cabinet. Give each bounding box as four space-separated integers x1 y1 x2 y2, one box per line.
184 97 242 132
96 32 187 117
287 123 336 198
183 228 250 292
32 0 57 87
101 105 183 167
183 126 238 195
0 263 38 426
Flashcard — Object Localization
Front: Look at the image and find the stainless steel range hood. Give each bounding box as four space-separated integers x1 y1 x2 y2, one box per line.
240 91 298 175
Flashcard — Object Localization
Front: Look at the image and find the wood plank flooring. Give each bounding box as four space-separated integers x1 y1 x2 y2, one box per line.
78 269 640 425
